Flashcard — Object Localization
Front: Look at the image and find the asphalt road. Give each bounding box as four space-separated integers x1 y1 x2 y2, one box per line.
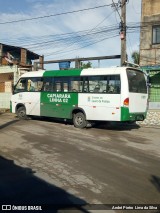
0 113 160 213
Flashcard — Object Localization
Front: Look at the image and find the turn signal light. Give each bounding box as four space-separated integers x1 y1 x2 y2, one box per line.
123 98 129 106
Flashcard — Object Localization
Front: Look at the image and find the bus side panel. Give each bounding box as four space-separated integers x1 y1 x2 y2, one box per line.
11 92 41 116
78 94 121 121
40 92 78 119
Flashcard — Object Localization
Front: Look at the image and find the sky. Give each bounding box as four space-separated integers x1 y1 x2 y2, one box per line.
0 0 141 69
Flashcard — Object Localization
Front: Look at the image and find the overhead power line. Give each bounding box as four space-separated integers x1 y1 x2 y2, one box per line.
0 21 149 58
0 22 150 49
50 11 115 57
1 21 153 59
111 0 121 21
0 4 112 25
1 24 119 47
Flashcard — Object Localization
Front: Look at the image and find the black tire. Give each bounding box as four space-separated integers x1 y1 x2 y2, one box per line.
16 106 28 120
73 112 87 128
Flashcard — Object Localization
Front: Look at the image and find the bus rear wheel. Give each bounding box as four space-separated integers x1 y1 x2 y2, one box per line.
73 112 87 128
17 106 28 120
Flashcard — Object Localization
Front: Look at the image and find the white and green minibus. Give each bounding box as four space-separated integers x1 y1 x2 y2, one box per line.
10 67 148 128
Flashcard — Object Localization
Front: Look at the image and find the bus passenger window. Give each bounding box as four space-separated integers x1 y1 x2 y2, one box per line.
37 81 43 91
55 82 62 92
44 82 51 91
54 78 63 92
93 85 100 93
43 78 53 92
107 75 121 94
108 84 115 93
71 81 79 92
27 78 43 92
70 77 83 92
27 79 35 91
63 82 69 92
88 76 108 93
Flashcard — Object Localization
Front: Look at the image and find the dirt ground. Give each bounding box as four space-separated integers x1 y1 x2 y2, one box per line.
0 113 160 213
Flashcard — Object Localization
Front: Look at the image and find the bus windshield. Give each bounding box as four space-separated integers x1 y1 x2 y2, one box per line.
127 69 147 93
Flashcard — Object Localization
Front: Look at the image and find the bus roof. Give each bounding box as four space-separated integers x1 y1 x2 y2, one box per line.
20 67 141 78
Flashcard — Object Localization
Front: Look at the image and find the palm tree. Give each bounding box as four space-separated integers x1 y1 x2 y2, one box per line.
131 51 140 65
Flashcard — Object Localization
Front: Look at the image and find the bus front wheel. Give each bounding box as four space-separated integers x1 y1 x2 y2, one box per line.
73 112 87 128
17 106 28 120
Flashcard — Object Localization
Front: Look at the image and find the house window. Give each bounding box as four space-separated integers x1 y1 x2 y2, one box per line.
152 26 160 44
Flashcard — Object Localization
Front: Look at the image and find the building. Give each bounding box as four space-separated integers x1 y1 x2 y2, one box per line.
0 43 43 109
140 0 160 125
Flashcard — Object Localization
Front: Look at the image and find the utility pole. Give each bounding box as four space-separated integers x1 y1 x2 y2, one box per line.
120 0 127 66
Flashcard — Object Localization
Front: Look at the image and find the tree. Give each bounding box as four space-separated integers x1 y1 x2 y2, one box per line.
131 51 140 65
80 61 92 68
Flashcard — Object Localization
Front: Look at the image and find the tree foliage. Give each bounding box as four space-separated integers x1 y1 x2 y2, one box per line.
131 51 140 65
80 61 92 68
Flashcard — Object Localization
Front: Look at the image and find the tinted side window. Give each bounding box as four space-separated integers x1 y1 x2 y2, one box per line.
54 78 63 92
14 77 43 93
63 77 70 92
107 75 121 94
88 76 107 93
51 77 84 93
69 77 83 92
43 77 53 92
27 77 43 92
83 75 121 94
127 69 147 93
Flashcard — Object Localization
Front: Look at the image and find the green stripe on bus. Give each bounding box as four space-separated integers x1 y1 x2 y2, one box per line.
40 92 78 119
43 69 83 77
121 107 147 121
121 107 130 121
10 101 12 113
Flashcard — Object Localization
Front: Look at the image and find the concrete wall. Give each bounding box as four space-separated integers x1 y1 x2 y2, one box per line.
137 110 160 126
140 14 160 66
140 0 160 119
0 65 30 109
142 0 160 17
140 0 160 66
0 93 12 108
0 65 18 109
0 65 17 74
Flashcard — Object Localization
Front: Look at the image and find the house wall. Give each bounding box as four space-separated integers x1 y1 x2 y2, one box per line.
142 0 160 17
140 14 160 66
0 65 18 109
140 0 160 112
20 48 27 65
0 73 13 92
0 93 12 109
140 0 160 66
0 43 43 110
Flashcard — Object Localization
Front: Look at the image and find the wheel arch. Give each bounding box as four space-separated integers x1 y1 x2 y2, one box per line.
15 103 26 114
71 107 86 119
